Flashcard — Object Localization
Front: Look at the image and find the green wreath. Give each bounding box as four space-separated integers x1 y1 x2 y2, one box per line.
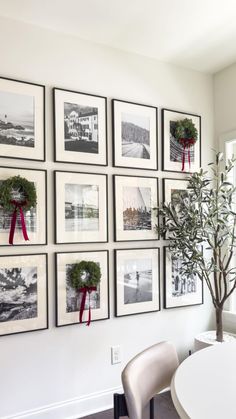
69 260 101 290
0 175 37 212
174 118 198 146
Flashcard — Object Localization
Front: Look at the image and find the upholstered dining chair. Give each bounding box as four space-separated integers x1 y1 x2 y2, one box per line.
114 341 179 419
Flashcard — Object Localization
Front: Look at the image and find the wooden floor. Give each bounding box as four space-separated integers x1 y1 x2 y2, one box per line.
81 391 179 419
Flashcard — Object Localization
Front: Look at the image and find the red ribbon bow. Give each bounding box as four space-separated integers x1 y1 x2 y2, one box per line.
179 138 195 171
78 286 97 326
9 200 29 245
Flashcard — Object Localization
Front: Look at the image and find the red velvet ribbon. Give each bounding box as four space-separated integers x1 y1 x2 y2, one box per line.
78 286 97 326
9 200 29 245
178 138 195 171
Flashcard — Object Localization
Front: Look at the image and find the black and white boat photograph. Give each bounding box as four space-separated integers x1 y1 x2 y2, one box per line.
123 185 152 231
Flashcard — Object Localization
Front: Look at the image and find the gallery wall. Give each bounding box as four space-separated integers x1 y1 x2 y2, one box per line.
0 16 215 419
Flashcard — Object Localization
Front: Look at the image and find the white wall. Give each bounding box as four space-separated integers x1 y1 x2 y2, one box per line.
0 16 215 419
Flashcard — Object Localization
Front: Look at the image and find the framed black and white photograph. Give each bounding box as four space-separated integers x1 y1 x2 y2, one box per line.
54 88 107 166
163 177 189 238
0 253 48 337
55 171 108 244
112 99 158 170
0 77 45 161
113 175 158 241
56 250 109 326
115 248 160 317
162 108 201 173
0 167 47 246
164 247 203 309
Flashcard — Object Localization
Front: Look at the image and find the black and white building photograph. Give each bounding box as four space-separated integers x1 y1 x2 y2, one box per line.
54 88 107 166
162 108 201 173
0 254 48 337
0 167 47 246
56 251 109 326
123 186 151 231
0 78 45 161
55 171 108 244
113 99 158 170
115 248 160 317
64 102 99 154
65 183 99 232
164 247 203 309
65 263 101 313
114 175 158 241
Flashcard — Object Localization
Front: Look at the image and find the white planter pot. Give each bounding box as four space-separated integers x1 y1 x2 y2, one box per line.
194 330 236 352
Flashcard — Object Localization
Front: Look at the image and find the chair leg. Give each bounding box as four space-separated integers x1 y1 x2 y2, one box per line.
113 393 128 419
150 397 154 419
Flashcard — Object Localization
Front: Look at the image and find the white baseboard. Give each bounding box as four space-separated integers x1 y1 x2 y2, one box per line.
3 386 123 419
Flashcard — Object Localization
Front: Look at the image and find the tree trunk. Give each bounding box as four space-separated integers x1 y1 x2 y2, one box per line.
216 307 223 342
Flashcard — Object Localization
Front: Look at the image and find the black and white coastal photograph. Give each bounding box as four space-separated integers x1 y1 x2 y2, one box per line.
162 108 201 173
0 254 48 337
114 175 158 241
65 263 100 313
54 88 107 166
0 90 35 148
123 186 151 231
0 266 38 323
56 251 109 326
115 248 160 317
164 247 203 308
64 102 99 154
55 171 108 243
65 183 99 232
113 100 158 170
0 78 45 161
121 112 150 159
123 257 152 304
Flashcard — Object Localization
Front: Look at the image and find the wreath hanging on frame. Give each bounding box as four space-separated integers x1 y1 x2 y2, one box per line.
69 260 101 326
0 175 37 245
173 118 198 171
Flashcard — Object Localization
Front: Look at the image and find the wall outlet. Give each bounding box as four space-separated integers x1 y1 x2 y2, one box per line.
111 346 122 364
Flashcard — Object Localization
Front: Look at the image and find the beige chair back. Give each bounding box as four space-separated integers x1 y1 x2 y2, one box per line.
121 341 179 419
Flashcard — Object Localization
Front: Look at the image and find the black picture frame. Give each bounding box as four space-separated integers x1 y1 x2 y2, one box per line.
53 87 108 166
54 170 108 244
112 98 158 171
162 108 201 173
55 250 110 327
113 174 159 242
163 247 204 309
0 76 45 162
0 166 47 246
0 253 48 337
114 247 160 317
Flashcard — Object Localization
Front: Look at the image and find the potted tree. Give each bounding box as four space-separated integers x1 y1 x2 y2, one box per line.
157 152 236 343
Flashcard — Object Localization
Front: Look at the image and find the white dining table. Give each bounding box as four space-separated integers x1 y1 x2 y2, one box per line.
171 341 236 419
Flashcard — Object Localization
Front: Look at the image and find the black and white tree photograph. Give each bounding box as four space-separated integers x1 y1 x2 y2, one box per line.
64 183 99 232
164 248 203 308
115 248 160 317
123 186 151 231
64 102 99 154
0 254 48 337
121 112 150 159
65 263 100 312
113 100 157 170
0 266 38 323
54 88 107 166
123 257 152 304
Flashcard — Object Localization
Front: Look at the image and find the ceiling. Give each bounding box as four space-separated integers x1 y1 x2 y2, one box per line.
1 0 236 73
